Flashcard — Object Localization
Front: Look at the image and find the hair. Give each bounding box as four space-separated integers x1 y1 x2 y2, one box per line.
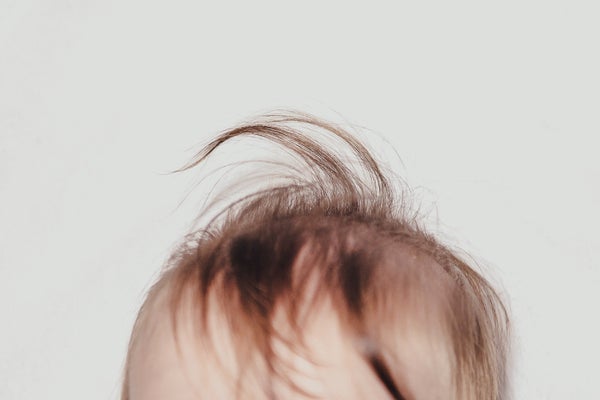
121 111 511 400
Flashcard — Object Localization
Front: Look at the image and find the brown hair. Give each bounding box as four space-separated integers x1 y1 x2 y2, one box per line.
121 111 510 399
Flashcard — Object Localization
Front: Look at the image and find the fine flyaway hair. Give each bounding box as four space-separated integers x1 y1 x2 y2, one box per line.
121 111 511 400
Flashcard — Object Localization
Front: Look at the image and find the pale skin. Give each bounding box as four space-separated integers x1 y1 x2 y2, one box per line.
125 277 454 400
127 244 454 400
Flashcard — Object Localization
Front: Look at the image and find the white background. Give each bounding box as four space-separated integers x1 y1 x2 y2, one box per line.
1 1 599 399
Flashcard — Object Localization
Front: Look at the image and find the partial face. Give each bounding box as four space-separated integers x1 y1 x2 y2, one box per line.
124 274 454 400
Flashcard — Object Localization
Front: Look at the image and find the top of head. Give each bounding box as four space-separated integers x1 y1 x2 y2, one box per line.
121 111 510 400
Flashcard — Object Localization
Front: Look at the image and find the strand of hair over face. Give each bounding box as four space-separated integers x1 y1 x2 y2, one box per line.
121 110 511 400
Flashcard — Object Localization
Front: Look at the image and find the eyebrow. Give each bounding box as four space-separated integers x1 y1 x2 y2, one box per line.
367 354 407 400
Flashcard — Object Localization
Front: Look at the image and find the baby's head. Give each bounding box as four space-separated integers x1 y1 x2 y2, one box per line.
121 113 510 400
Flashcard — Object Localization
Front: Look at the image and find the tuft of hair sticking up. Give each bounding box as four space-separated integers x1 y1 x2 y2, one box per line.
121 111 511 400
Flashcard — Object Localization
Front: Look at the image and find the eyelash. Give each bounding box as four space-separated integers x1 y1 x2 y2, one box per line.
368 354 406 400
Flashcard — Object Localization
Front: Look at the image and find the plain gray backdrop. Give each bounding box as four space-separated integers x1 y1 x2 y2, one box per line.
1 1 599 399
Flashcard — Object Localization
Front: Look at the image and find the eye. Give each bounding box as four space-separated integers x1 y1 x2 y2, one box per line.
368 354 406 400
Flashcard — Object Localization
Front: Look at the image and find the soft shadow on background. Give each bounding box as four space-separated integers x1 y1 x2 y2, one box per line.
1 1 598 399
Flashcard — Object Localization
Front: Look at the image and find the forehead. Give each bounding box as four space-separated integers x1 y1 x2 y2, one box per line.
124 264 454 400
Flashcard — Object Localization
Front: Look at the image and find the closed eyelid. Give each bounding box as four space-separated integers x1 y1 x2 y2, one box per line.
367 354 407 400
